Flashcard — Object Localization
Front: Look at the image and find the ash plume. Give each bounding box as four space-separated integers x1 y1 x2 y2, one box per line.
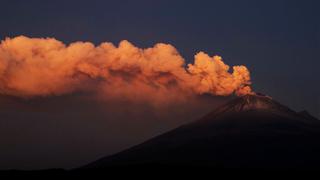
0 36 253 105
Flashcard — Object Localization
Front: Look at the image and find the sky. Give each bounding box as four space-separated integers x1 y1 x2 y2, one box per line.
0 0 319 169
1 0 318 116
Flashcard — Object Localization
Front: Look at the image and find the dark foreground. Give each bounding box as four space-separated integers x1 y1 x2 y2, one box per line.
1 166 319 178
2 95 320 177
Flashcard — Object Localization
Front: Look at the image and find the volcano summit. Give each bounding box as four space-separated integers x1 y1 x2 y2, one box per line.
83 94 320 169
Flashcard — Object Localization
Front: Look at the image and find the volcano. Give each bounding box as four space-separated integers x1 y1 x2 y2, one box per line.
82 94 320 169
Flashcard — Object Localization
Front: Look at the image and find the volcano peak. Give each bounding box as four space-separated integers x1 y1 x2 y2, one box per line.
238 93 274 110
206 93 297 119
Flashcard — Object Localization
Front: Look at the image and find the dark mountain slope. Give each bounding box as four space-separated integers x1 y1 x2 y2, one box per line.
83 94 320 169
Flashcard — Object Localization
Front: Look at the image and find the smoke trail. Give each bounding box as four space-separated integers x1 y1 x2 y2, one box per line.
0 36 253 105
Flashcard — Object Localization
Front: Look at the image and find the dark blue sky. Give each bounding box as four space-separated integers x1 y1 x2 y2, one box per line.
0 0 319 117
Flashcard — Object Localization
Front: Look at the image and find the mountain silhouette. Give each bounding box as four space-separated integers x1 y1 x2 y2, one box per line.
82 94 320 169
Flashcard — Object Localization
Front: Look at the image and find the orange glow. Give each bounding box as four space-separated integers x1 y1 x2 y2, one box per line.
0 36 253 105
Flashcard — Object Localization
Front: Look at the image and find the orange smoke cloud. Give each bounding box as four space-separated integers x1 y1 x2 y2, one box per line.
0 36 253 104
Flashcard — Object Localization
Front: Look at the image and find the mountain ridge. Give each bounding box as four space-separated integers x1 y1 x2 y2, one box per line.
82 94 320 169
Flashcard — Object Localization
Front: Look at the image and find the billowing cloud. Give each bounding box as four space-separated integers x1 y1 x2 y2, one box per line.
0 36 253 105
